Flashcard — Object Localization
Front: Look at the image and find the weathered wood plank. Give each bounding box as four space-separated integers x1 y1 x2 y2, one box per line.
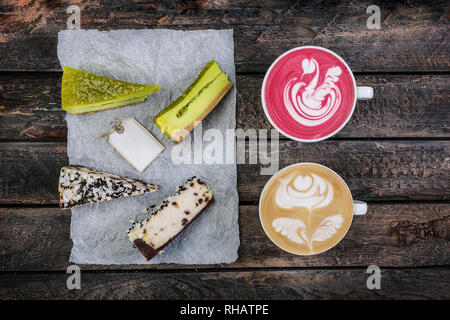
0 141 448 204
1 74 449 140
0 204 448 271
0 73 66 140
239 75 450 138
0 143 66 204
0 268 448 299
0 0 448 72
239 140 450 201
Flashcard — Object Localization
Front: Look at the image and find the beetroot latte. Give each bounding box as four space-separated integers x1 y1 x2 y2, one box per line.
262 46 370 141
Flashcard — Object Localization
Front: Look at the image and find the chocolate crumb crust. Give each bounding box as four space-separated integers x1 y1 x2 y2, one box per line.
128 177 213 261
133 239 159 260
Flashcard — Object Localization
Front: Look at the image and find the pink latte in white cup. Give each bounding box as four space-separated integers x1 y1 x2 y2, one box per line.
262 46 373 142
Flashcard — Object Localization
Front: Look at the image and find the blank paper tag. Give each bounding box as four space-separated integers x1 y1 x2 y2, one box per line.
109 118 164 173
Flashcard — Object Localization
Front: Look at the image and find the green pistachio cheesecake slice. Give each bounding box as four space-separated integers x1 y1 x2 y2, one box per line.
154 60 232 143
61 66 161 114
128 177 213 260
58 166 158 209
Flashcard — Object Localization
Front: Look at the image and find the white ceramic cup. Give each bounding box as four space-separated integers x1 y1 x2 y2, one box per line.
261 46 374 142
259 162 367 256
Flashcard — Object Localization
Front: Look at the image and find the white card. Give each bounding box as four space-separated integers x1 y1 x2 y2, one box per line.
109 118 164 173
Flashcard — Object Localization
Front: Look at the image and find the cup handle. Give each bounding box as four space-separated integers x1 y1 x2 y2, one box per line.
353 200 367 215
357 86 373 100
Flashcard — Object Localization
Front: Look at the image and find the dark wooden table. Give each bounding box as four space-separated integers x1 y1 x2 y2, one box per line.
0 0 449 300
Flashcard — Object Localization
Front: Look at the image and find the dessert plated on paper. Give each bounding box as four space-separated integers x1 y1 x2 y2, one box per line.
128 177 213 260
59 59 228 263
58 165 158 209
61 66 160 114
154 60 232 143
259 163 367 255
57 29 239 265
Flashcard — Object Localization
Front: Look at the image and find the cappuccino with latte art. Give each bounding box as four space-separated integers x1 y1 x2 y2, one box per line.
259 163 355 255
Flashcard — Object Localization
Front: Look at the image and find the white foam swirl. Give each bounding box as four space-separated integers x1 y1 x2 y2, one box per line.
272 218 307 245
272 214 344 251
283 58 342 127
275 173 333 211
311 215 343 242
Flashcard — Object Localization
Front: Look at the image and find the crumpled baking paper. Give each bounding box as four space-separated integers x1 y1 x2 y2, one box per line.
57 29 239 264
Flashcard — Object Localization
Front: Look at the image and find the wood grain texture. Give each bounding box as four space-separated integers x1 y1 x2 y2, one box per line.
0 204 448 271
1 74 449 140
0 0 449 301
0 0 448 72
0 268 448 299
0 142 66 204
0 141 448 204
239 140 450 201
237 74 450 138
0 73 65 140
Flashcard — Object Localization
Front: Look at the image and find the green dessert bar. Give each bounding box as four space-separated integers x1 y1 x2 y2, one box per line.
154 60 232 143
61 66 160 114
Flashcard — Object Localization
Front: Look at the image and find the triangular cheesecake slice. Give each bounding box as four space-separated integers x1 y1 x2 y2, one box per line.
58 166 158 209
61 66 161 114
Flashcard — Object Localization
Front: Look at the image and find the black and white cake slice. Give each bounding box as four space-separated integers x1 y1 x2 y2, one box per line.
128 177 212 261
58 165 158 209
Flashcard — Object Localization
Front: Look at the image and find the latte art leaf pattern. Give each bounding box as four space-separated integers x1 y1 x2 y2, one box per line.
272 218 307 245
311 215 343 242
272 215 344 250
283 58 342 127
275 173 333 211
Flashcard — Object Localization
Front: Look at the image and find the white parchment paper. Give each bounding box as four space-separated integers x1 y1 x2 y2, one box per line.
57 29 239 264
